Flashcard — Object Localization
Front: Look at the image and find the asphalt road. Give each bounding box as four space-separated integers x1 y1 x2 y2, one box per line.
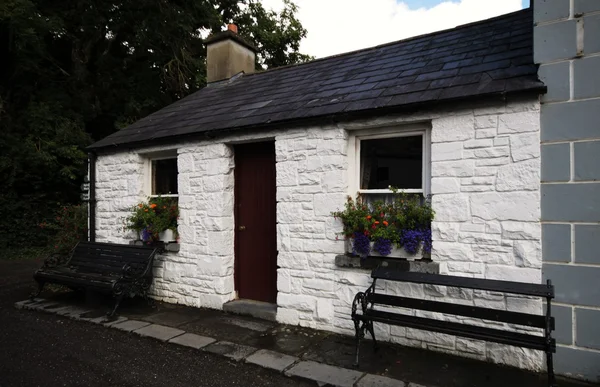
0 259 313 387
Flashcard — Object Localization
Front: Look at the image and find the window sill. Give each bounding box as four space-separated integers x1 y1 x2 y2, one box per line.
334 254 439 274
129 240 180 253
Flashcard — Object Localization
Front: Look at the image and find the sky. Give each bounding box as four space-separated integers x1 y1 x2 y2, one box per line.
260 0 530 59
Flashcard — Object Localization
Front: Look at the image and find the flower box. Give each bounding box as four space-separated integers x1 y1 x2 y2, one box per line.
345 239 424 260
333 191 434 261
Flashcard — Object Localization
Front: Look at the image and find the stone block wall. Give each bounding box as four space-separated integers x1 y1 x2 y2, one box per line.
534 0 600 381
94 96 542 371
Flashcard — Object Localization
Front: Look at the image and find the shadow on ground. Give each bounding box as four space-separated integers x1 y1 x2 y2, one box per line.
30 288 596 387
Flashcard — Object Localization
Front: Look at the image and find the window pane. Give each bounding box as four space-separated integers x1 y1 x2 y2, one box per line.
152 159 178 195
360 135 422 190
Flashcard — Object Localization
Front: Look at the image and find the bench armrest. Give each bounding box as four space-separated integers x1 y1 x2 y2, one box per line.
121 263 146 279
42 253 68 269
352 292 368 317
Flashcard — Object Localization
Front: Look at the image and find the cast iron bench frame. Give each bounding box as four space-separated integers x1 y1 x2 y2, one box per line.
352 267 556 387
33 241 158 318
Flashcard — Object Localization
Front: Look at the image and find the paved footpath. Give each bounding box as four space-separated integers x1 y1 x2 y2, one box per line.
3 259 594 387
0 260 313 387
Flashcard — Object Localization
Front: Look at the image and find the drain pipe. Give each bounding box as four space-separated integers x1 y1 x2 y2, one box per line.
88 151 97 242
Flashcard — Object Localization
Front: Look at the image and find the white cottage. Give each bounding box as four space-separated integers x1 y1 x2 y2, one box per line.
89 9 547 371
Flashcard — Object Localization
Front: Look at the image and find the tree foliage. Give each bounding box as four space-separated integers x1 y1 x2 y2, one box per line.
0 0 310 248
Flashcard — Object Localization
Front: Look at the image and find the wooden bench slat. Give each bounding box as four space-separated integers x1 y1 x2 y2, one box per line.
359 309 553 351
70 255 148 267
368 293 551 329
371 268 553 298
73 248 154 261
76 241 156 251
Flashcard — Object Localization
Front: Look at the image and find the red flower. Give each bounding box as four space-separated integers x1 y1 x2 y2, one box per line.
371 224 376 230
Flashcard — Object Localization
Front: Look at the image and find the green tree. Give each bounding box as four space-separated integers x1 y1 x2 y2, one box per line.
0 0 310 248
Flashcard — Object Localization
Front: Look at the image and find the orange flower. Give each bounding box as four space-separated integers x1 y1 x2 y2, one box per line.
383 221 389 226
374 221 380 225
150 203 157 209
144 209 148 212
366 215 372 220
138 203 143 208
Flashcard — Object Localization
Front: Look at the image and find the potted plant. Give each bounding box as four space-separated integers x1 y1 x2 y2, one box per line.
332 189 434 260
126 196 179 243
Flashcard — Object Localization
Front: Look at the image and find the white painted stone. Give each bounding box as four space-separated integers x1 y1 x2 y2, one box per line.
470 192 539 221
485 265 541 283
431 222 460 242
431 142 463 161
431 159 475 177
497 111 540 134
510 132 539 162
495 159 539 192
474 115 498 129
513 240 542 268
431 177 460 194
501 222 541 240
464 139 494 149
431 114 475 142
432 194 470 222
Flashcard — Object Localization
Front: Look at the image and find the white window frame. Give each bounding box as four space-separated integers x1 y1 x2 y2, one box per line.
143 152 179 198
348 124 431 198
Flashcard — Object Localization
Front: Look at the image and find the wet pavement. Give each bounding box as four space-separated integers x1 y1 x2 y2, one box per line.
0 259 314 387
15 282 598 387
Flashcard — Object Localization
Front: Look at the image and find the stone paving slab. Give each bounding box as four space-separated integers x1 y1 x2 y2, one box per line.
284 360 364 387
245 349 298 372
168 333 216 349
357 374 407 387
204 341 258 361
134 324 185 342
97 316 128 326
111 319 151 332
55 305 93 318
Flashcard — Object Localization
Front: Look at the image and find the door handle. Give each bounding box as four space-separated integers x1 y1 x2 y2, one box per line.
238 226 246 231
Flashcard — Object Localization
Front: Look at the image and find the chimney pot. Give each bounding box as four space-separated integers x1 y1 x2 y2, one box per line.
227 24 238 34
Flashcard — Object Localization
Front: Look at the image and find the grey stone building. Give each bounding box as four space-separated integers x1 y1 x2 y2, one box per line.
535 0 600 381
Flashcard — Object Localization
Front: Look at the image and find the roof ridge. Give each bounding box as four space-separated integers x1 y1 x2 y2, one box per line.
245 8 531 78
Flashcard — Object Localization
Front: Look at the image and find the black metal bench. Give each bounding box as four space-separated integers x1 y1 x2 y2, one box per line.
352 267 556 386
33 241 158 318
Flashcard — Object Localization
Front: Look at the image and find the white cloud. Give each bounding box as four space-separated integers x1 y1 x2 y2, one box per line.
261 0 524 58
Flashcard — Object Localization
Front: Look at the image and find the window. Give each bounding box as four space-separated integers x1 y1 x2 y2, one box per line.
152 158 178 196
144 154 178 197
350 127 430 203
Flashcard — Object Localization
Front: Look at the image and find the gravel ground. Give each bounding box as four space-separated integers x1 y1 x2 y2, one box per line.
0 259 313 387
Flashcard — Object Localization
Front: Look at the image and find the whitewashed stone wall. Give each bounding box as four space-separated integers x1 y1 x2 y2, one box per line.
95 96 542 371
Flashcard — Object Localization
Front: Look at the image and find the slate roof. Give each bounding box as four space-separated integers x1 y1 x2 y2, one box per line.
90 8 544 150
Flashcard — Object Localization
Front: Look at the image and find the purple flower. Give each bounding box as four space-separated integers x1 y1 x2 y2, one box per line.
373 238 392 256
141 226 153 242
400 228 432 254
352 232 371 258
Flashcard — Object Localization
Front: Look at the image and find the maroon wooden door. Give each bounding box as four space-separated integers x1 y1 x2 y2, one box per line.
234 141 277 303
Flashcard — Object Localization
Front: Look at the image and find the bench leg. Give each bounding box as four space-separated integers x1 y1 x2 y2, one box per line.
30 281 45 300
107 292 125 320
366 321 379 352
352 317 364 368
546 351 556 387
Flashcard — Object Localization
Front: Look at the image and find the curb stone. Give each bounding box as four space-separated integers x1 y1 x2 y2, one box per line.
14 299 420 387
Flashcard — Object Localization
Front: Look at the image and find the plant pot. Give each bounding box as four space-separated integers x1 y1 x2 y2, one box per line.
158 229 175 242
345 239 423 260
